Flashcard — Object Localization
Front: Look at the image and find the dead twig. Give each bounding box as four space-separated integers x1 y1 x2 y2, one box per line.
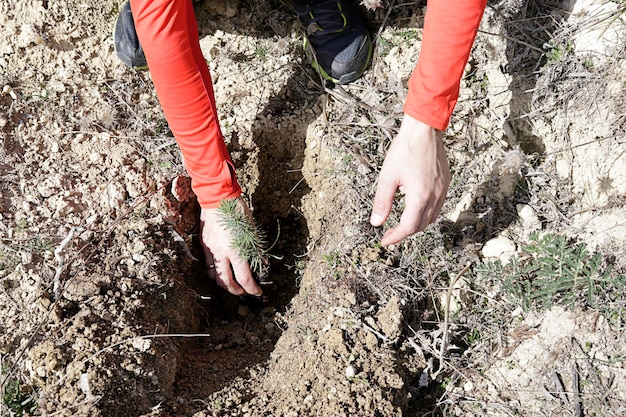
433 262 472 378
168 226 198 262
53 226 83 300
552 370 568 403
572 362 582 417
362 322 391 343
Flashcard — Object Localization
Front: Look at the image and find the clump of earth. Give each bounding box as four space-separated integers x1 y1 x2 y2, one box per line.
1 0 625 416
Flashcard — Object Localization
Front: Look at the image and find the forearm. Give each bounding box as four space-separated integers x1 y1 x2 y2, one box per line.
130 0 241 207
404 0 487 131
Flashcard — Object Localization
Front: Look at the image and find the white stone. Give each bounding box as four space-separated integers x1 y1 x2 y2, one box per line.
447 190 474 222
482 236 516 264
511 306 524 318
517 204 541 236
555 157 571 180
131 337 151 352
79 373 92 397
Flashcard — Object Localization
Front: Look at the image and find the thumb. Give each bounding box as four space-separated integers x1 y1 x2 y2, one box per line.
370 174 397 227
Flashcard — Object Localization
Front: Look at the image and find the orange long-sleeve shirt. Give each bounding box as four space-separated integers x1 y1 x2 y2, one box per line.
405 0 486 130
131 0 241 208
130 0 486 208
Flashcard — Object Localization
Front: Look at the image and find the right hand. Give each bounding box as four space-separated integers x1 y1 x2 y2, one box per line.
199 197 263 297
370 115 451 246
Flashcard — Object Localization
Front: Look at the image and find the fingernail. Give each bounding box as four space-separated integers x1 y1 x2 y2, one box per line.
370 213 383 225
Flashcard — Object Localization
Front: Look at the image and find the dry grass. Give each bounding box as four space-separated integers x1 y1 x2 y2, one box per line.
2 0 625 415
314 0 626 415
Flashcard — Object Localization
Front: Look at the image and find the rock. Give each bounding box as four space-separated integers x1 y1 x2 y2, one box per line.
555 156 571 180
319 328 348 356
64 277 101 301
376 296 403 340
365 331 378 351
237 304 250 317
448 190 474 222
517 204 541 237
131 337 152 353
481 235 516 264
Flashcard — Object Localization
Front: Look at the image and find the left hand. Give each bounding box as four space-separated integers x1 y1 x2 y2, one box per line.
200 197 263 297
370 114 451 246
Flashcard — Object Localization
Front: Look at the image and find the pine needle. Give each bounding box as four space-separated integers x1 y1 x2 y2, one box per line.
216 199 269 274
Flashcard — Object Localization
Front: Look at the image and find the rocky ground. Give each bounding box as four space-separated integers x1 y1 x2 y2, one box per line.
1 0 626 416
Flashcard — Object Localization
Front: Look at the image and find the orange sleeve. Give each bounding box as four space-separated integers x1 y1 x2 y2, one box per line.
404 0 487 131
130 0 241 208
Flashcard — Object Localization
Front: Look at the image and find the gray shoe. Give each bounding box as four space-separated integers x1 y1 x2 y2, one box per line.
293 0 372 84
113 1 147 68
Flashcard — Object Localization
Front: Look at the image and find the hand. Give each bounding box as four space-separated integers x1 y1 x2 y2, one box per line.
370 114 451 246
200 197 263 296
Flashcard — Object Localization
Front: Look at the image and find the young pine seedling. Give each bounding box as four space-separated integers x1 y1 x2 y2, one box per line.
216 198 278 284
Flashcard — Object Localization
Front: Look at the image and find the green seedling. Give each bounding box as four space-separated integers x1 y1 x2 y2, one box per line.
217 198 280 283
1 374 37 416
478 233 626 320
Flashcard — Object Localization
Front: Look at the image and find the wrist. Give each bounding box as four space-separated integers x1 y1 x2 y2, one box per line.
398 114 442 150
400 114 437 133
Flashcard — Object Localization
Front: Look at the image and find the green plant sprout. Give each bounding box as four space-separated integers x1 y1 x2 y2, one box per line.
217 198 279 281
479 233 626 316
1 370 37 416
255 43 269 62
545 40 573 64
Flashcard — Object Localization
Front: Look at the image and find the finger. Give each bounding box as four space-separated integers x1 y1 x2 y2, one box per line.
200 227 218 280
429 175 450 225
370 172 398 227
430 194 446 225
417 205 434 232
380 201 425 246
231 257 262 296
214 260 246 296
204 252 218 280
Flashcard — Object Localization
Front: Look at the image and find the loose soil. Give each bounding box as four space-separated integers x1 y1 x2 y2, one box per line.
1 0 625 416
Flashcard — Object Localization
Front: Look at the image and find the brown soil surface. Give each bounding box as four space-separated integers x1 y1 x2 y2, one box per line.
1 0 625 416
